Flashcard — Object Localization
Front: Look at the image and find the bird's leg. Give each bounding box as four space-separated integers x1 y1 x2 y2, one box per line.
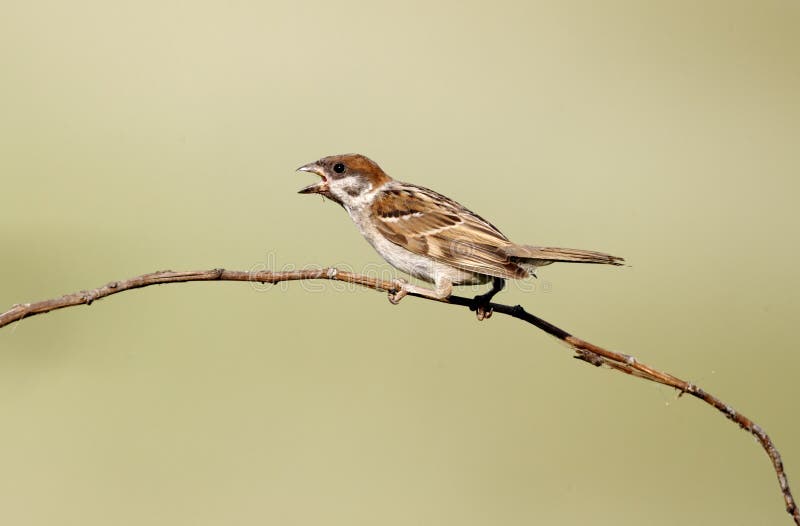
387 276 453 305
470 277 506 321
387 278 409 304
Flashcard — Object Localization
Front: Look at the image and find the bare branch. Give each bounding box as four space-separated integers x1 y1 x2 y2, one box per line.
1 267 797 524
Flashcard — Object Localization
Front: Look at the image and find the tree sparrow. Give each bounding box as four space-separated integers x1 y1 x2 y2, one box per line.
297 153 623 319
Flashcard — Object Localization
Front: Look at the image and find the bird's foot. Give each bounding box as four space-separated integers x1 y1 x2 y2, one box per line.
387 278 409 305
470 293 494 321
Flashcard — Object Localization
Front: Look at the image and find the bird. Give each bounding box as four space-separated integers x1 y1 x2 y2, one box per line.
297 153 623 319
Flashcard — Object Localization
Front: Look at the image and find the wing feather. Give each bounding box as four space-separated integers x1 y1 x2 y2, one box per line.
371 185 528 279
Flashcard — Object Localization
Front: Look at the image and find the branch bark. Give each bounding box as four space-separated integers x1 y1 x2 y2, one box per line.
1 267 797 524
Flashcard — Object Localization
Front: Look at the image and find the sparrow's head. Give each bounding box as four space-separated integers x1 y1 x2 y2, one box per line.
297 153 392 207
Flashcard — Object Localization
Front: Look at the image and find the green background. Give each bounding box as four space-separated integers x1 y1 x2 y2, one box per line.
2 1 798 524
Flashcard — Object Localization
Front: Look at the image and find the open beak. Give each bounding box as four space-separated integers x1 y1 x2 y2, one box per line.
297 162 329 195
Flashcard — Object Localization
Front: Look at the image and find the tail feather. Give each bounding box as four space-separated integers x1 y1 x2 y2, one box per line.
502 244 624 267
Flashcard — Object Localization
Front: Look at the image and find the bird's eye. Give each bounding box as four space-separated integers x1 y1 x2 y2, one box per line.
333 163 346 174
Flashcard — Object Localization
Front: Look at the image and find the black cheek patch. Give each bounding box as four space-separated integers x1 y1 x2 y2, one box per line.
341 178 369 197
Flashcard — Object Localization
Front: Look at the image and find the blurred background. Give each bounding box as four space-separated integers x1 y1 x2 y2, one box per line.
1 1 798 524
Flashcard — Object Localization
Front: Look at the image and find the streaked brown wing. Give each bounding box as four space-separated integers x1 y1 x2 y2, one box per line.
371 185 528 279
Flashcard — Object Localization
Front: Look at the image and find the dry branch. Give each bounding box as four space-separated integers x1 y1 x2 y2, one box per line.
1 267 797 524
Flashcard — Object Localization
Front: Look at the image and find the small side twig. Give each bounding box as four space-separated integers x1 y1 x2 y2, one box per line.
0 267 797 524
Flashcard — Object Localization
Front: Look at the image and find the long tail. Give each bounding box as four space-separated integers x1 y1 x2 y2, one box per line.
502 244 624 267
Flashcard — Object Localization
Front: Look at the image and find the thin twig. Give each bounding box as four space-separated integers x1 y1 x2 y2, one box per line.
1 267 797 524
